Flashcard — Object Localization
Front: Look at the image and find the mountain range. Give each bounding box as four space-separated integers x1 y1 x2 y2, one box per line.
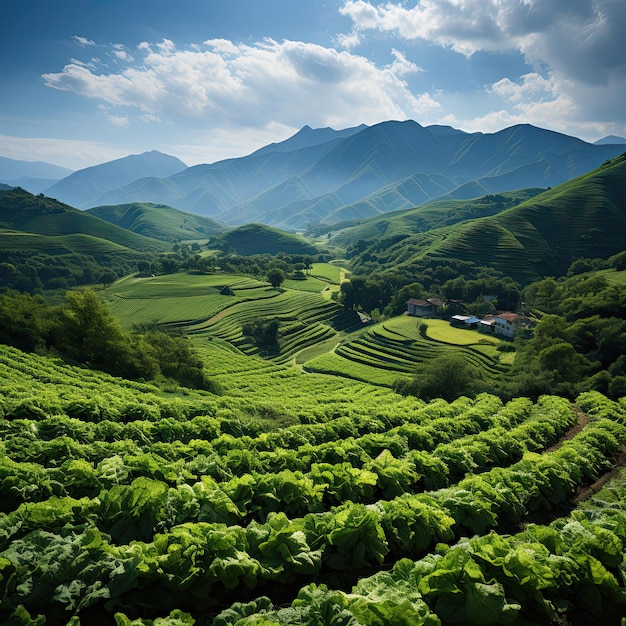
2 144 625 289
30 122 626 230
2 121 626 235
43 151 187 209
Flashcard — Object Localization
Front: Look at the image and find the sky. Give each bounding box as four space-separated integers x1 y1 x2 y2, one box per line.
2 0 625 171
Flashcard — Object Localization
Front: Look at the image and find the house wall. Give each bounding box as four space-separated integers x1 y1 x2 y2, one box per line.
494 319 515 338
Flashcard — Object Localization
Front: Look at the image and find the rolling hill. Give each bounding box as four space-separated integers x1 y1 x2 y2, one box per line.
349 152 626 284
0 187 169 254
73 121 625 230
331 188 546 248
212 223 320 256
86 202 226 242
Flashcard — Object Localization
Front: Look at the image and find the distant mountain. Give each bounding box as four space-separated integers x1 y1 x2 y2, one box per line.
594 135 626 145
89 121 625 230
212 223 319 256
87 202 226 242
0 187 168 254
44 151 187 209
250 124 367 157
349 152 626 284
0 156 73 191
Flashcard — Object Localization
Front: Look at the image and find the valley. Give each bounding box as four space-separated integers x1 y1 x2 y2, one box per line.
0 124 626 625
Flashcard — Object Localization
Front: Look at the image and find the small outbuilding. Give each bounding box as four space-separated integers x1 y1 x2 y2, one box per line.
406 297 445 318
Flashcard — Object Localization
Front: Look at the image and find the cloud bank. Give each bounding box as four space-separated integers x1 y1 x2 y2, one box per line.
339 0 626 136
42 38 439 133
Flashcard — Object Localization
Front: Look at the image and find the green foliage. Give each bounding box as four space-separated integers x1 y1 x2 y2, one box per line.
0 289 216 391
266 268 285 289
509 270 626 399
396 354 483 402
242 318 281 355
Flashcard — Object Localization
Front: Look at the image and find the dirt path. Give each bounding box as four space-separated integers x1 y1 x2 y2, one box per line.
544 410 626 504
573 446 626 505
545 410 590 453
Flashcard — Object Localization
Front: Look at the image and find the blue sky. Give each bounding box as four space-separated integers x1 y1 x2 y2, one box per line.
2 0 625 170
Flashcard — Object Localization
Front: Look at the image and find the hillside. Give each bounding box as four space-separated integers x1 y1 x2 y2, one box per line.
331 188 545 248
86 202 226 242
44 150 187 209
82 121 625 229
2 262 626 623
212 223 320 256
0 187 168 253
350 152 626 284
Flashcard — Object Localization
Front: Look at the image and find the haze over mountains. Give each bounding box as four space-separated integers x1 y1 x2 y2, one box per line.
2 148 625 290
1 121 625 231
0 156 73 194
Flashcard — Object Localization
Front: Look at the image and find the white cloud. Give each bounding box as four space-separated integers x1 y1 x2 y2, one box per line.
490 72 556 103
111 44 134 63
340 0 626 135
41 37 440 133
72 36 95 47
107 114 131 128
334 31 361 50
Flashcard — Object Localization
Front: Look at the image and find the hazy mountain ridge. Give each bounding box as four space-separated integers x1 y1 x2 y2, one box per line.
67 121 624 230
0 156 74 192
0 156 73 182
594 135 626 145
44 151 187 209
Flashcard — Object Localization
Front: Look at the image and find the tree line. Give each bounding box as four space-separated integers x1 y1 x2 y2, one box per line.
0 289 218 392
392 257 626 402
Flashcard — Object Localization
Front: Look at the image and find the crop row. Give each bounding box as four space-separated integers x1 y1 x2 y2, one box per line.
2 415 623 622
0 395 574 532
0 395 578 545
208 469 626 626
0 393 523 468
335 326 506 379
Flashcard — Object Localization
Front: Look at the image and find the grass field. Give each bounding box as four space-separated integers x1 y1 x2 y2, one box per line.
599 267 626 284
104 270 513 390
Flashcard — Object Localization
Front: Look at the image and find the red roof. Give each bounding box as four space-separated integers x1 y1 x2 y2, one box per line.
496 312 524 322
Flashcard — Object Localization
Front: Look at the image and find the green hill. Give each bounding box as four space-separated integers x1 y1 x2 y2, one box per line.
351 153 626 284
86 202 226 242
213 223 320 256
0 188 168 253
332 188 545 248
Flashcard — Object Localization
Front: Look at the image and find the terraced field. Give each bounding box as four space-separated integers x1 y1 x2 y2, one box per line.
305 315 510 385
106 273 270 327
105 268 512 388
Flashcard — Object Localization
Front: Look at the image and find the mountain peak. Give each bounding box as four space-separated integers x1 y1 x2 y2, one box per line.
249 123 368 157
594 135 626 145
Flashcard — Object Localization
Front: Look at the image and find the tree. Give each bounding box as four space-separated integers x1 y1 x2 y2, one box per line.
396 354 482 402
56 289 132 370
267 268 285 289
242 318 280 354
0 291 51 351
